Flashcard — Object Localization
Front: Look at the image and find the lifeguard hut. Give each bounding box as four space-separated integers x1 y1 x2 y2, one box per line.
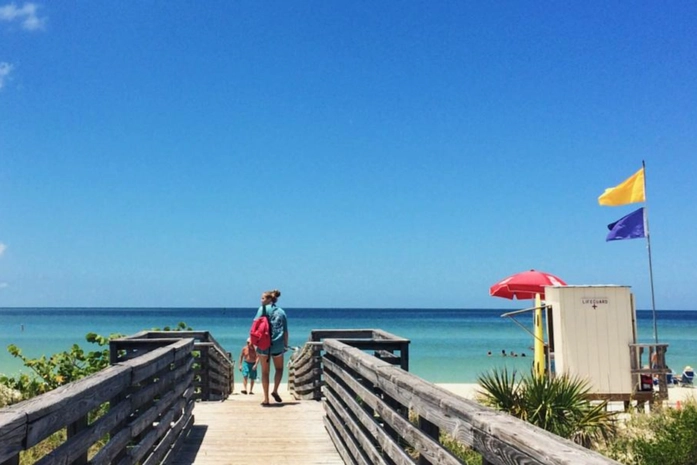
544 285 668 406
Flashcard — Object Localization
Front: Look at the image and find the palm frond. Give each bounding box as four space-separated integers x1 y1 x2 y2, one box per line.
477 368 617 448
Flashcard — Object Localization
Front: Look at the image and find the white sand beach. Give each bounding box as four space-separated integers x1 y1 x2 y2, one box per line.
437 383 697 409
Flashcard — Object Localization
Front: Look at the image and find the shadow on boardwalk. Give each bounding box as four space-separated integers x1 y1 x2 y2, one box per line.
169 385 343 465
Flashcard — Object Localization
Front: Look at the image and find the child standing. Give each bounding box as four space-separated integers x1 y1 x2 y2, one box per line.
239 338 258 394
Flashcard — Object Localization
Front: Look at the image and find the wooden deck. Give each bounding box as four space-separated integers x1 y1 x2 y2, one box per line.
169 385 344 465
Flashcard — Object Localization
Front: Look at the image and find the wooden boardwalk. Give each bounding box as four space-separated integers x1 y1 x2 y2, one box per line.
170 386 344 465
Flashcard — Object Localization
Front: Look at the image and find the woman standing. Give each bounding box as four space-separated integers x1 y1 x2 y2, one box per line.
255 289 288 406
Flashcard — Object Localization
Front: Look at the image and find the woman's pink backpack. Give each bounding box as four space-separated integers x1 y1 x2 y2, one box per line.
249 306 272 350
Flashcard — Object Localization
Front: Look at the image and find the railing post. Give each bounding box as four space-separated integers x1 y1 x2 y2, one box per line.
228 351 235 396
200 348 210 400
67 415 89 465
417 416 439 465
108 339 129 464
109 340 120 365
313 344 323 400
400 341 409 371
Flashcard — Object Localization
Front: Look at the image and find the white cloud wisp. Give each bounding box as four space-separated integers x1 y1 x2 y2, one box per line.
0 2 46 31
0 62 13 90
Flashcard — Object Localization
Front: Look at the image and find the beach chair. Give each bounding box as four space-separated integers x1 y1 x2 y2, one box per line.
655 372 679 387
680 366 694 387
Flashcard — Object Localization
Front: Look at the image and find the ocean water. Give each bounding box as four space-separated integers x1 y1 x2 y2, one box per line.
0 308 695 383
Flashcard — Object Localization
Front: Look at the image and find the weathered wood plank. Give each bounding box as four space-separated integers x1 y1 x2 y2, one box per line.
206 369 225 386
200 343 230 364
292 380 320 395
371 329 410 341
127 340 193 385
323 416 356 465
111 338 189 363
129 384 184 439
292 358 319 379
0 411 26 463
293 391 320 401
323 385 391 465
0 410 25 439
131 357 194 409
33 399 132 465
167 386 343 465
334 339 409 351
24 366 131 447
292 342 322 367
90 427 131 465
324 400 372 465
311 329 376 340
324 363 448 465
159 410 194 465
144 331 210 340
142 402 191 465
293 367 321 386
125 398 184 465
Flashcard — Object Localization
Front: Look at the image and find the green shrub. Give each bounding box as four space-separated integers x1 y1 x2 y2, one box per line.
0 383 22 407
440 432 483 465
477 367 617 448
0 322 193 403
0 332 117 400
601 399 697 465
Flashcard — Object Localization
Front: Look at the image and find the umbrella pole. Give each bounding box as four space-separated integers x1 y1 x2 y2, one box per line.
534 293 545 377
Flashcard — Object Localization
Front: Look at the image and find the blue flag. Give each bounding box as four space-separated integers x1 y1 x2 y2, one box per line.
606 207 646 241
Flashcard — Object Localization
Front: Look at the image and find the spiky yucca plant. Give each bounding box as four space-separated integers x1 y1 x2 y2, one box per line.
477 368 617 448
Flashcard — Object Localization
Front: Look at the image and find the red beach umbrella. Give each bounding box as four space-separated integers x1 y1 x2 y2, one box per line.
490 269 567 377
489 269 567 301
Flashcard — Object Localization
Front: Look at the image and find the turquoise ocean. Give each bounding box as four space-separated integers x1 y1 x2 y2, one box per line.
1 308 695 383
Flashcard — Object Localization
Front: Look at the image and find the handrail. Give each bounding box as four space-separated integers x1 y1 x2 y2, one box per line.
0 338 195 465
322 338 620 465
288 329 410 401
110 330 235 400
288 342 323 400
629 342 670 402
288 329 619 465
0 330 236 464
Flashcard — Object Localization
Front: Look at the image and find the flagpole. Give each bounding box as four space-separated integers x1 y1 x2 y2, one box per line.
642 160 659 344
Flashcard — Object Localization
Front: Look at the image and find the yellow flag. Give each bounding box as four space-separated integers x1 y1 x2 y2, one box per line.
598 167 645 206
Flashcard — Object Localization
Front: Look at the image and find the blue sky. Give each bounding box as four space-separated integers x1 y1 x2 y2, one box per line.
1 2 696 309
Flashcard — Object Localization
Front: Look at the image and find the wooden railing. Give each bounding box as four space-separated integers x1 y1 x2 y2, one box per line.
0 338 195 465
0 331 235 465
629 342 670 403
288 329 409 401
110 331 234 401
288 342 322 400
289 330 620 465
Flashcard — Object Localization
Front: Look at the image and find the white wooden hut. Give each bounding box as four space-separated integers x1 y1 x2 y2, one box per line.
544 285 666 403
